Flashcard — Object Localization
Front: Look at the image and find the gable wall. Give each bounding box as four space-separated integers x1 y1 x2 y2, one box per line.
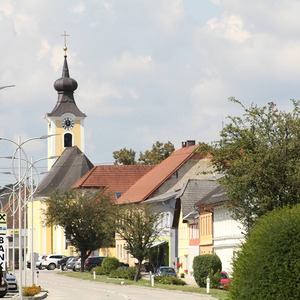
150 157 215 198
213 205 245 273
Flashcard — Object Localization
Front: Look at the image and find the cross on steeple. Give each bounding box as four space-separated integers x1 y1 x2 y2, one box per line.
61 30 70 55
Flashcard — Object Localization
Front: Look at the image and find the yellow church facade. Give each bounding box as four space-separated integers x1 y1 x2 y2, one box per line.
27 44 89 260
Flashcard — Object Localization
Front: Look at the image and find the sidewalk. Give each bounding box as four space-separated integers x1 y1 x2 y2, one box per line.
183 275 197 286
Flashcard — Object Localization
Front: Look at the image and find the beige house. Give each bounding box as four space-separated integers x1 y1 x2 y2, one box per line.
116 141 217 269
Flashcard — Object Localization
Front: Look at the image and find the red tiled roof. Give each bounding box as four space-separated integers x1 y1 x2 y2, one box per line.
72 165 154 199
118 145 199 204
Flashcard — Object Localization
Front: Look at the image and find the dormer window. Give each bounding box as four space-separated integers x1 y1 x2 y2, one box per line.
115 192 122 200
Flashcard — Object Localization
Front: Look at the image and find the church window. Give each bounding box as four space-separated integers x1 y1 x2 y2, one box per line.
64 133 73 147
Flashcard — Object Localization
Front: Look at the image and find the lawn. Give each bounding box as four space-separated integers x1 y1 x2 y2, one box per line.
59 272 228 300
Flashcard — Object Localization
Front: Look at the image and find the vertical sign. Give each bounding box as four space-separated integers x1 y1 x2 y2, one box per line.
0 213 7 271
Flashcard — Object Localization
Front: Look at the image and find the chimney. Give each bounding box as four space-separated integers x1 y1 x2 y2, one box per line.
182 140 196 148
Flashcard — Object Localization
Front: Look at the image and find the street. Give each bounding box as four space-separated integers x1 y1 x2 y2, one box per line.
33 270 217 300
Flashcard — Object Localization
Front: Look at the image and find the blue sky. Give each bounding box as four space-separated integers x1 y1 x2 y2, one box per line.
0 0 300 185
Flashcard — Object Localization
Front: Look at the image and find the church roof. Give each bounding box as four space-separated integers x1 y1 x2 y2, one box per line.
47 54 86 118
34 146 94 197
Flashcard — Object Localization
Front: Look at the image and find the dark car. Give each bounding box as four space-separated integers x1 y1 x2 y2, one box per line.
67 257 80 270
220 271 230 289
0 276 8 298
58 256 74 271
84 256 105 272
155 266 177 277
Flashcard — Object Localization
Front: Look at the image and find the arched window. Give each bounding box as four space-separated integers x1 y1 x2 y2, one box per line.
64 133 73 147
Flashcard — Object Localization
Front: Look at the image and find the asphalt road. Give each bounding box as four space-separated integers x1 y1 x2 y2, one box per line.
31 270 217 300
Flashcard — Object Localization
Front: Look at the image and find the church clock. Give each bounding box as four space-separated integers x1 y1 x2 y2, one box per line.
62 117 74 130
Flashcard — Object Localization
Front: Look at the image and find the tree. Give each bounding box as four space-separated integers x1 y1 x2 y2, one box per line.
113 148 136 165
114 203 162 281
229 205 300 300
44 190 116 271
138 141 175 165
113 141 175 165
212 98 300 231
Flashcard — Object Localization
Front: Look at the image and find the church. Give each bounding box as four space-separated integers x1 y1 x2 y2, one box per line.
27 39 153 259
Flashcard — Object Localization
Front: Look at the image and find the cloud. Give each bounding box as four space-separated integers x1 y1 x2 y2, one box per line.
72 2 86 15
207 14 250 43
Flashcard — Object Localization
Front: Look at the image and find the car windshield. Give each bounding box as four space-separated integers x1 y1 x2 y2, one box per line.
161 268 174 272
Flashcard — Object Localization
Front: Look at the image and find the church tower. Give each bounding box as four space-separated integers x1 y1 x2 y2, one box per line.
45 39 86 168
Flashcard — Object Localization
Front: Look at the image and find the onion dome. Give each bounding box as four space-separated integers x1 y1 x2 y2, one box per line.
54 55 78 93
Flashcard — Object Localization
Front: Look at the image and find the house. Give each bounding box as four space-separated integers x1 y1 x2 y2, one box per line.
72 164 155 202
198 184 245 274
145 179 219 278
116 140 218 267
71 164 155 256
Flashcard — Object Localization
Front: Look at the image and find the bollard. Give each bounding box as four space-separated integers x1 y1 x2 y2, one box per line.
36 271 39 286
206 275 210 294
150 274 154 287
93 270 96 280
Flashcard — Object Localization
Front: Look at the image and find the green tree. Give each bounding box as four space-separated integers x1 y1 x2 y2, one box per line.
45 190 116 271
113 141 175 165
114 203 162 282
113 147 136 165
229 205 300 300
212 98 300 231
138 141 175 165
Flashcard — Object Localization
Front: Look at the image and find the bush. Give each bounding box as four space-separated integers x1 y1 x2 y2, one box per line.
23 285 41 296
126 266 141 281
229 204 300 300
109 266 131 279
93 266 106 275
193 254 222 287
154 275 186 285
209 269 222 289
101 257 120 275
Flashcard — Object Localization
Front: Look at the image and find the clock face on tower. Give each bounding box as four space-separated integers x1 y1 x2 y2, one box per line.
62 117 74 130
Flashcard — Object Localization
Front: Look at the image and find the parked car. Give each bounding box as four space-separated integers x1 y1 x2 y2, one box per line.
5 273 18 292
0 277 7 298
119 262 129 268
220 271 230 289
155 266 177 277
58 256 74 271
84 256 105 272
66 257 80 270
41 254 67 270
73 258 81 272
27 254 47 269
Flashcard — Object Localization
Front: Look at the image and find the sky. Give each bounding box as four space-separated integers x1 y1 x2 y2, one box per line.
1 0 300 185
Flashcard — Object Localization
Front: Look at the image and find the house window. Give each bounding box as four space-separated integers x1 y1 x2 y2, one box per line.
64 133 72 147
115 192 122 200
189 223 199 239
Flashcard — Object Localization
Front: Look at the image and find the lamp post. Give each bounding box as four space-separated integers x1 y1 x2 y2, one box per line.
0 85 15 90
26 156 57 286
0 135 56 299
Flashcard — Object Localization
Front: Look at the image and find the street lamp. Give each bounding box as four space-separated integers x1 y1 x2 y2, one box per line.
0 85 15 90
0 135 56 299
26 156 57 286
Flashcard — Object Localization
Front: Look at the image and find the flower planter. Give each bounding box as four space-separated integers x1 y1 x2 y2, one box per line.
13 291 48 300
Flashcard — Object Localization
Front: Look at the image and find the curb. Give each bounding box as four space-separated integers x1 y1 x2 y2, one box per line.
12 291 48 300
